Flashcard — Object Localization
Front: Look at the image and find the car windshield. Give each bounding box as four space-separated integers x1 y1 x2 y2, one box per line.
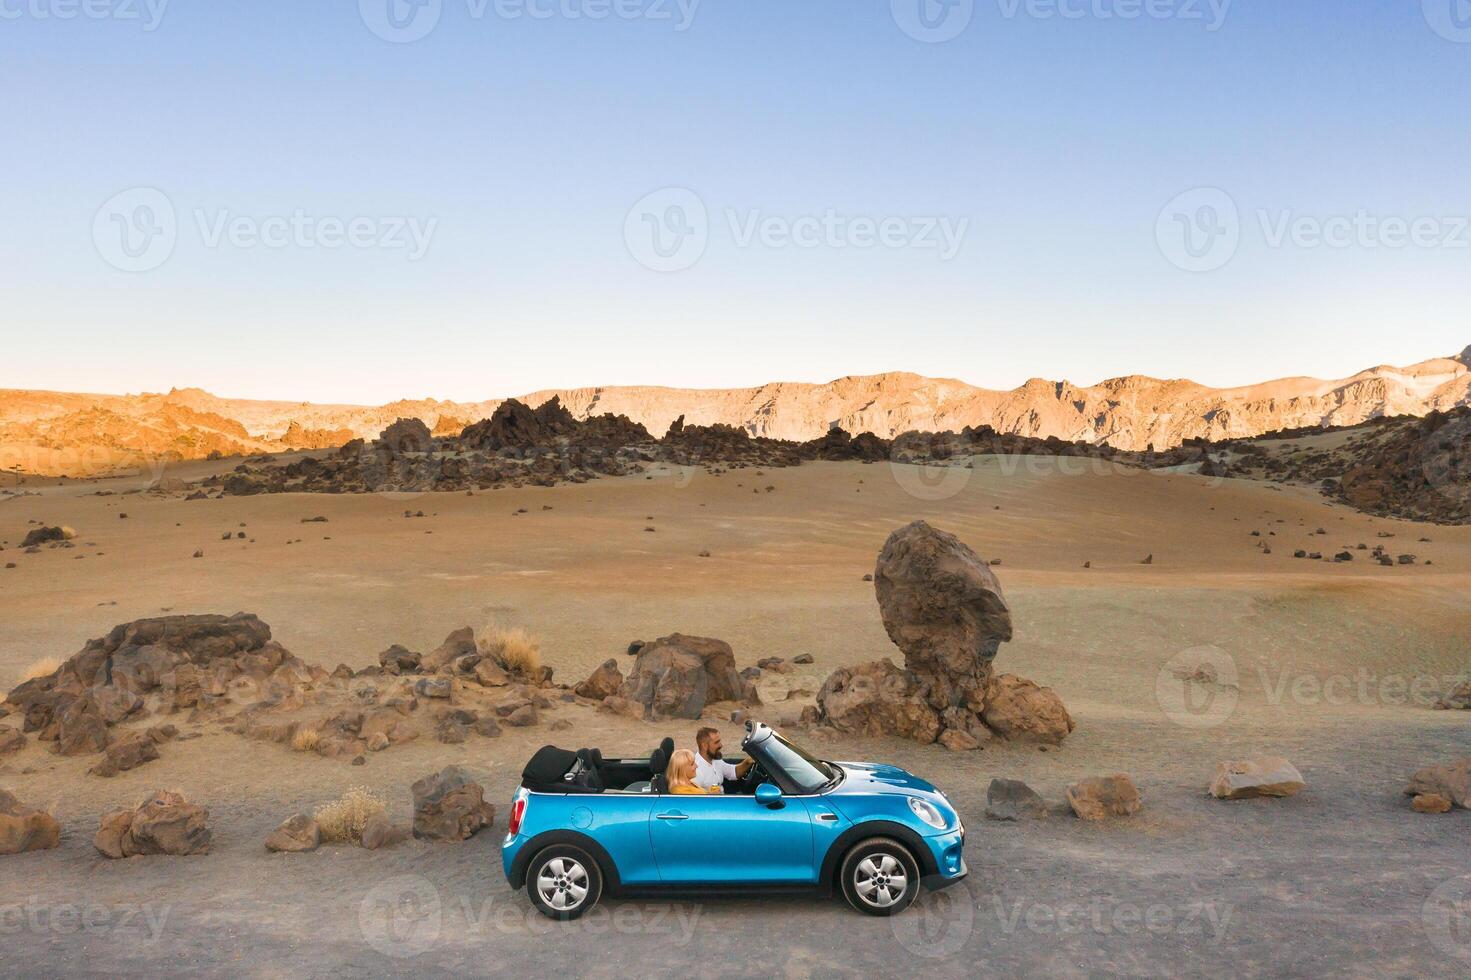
762 730 837 793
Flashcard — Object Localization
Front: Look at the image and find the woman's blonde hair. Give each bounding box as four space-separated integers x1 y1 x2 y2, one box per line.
666 749 697 791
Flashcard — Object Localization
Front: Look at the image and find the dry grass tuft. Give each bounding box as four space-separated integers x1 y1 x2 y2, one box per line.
291 727 321 753
314 786 386 844
478 625 541 678
17 656 62 684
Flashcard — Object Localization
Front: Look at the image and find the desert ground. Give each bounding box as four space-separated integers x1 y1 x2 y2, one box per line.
1 456 1468 977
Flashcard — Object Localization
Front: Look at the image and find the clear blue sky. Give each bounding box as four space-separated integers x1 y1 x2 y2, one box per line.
4 0 1470 403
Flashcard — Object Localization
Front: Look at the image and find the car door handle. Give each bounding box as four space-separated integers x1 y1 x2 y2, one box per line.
656 812 689 821
817 813 838 822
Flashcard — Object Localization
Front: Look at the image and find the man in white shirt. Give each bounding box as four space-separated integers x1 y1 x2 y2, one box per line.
693 727 753 792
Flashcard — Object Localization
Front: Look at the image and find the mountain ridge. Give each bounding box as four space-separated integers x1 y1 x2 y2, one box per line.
2 348 1468 477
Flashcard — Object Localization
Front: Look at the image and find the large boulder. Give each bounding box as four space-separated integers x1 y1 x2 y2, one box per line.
411 766 495 842
1209 757 1306 800
619 634 758 720
95 790 211 857
815 522 1071 747
980 674 1074 745
378 417 433 454
575 659 625 701
1405 757 1471 809
815 659 941 743
0 790 60 855
874 520 1013 680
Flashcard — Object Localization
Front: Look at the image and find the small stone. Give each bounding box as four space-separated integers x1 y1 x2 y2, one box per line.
1067 774 1142 821
985 778 1047 821
1412 793 1452 814
265 814 321 853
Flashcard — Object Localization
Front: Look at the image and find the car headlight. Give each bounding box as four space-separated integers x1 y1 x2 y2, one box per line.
908 796 947 829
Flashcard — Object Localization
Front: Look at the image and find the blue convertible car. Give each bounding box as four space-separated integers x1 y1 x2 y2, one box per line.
502 721 967 919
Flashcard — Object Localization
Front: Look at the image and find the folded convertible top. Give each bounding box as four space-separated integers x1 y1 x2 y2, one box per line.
522 745 578 787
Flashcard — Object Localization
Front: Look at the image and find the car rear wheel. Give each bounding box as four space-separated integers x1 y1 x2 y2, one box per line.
839 837 921 916
527 845 603 920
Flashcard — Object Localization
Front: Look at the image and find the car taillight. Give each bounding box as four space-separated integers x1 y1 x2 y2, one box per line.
508 795 527 837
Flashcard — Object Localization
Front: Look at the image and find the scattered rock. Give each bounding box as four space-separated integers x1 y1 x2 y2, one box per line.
597 695 645 720
88 735 161 778
1412 793 1452 814
414 677 452 700
1209 757 1305 799
265 814 321 853
1433 681 1471 710
1405 757 1471 809
1067 775 1142 821
421 627 476 672
21 526 75 548
361 811 410 850
574 659 624 700
95 790 211 857
937 729 980 751
0 790 60 855
793 654 814 665
985 778 1047 821
504 704 538 727
411 766 495 842
0 726 25 756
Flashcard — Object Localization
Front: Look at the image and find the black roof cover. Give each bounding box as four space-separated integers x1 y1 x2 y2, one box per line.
522 745 578 786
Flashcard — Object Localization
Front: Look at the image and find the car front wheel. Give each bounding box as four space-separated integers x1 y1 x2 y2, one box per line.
839 837 921 916
527 845 603 920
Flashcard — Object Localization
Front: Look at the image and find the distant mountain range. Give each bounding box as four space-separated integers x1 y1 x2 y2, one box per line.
3 346 1468 477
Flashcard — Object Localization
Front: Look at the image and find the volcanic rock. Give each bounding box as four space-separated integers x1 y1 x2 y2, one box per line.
985 778 1048 821
574 659 624 700
411 766 495 842
619 633 758 720
1405 757 1471 809
1067 775 1142 821
265 814 321 853
95 790 211 857
0 790 60 855
1208 757 1305 799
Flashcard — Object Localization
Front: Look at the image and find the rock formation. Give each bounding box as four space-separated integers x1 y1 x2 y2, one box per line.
411 766 495 842
1067 775 1142 820
0 790 60 855
816 521 1073 747
618 634 760 720
94 790 211 857
1404 757 1470 809
1208 757 1306 799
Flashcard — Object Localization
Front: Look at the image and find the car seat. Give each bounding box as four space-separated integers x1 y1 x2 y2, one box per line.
574 748 604 790
649 737 675 794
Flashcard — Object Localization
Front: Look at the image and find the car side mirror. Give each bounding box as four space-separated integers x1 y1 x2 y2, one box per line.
755 783 783 807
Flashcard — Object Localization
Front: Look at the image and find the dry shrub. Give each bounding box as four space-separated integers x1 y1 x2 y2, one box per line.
314 786 386 844
291 727 320 753
478 625 541 678
17 656 62 684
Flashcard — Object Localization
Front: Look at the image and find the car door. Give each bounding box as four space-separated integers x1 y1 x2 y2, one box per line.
649 794 816 884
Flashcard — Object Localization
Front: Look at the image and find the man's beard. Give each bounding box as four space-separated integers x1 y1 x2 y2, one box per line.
709 749 723 760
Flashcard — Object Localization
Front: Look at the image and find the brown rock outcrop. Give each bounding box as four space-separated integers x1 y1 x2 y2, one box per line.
411 766 495 842
95 790 211 857
0 790 60 855
619 634 759 720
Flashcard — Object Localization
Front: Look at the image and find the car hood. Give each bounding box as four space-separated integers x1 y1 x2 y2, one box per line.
829 761 943 798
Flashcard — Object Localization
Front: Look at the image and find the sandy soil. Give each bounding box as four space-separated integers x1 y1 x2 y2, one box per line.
1 457 1468 977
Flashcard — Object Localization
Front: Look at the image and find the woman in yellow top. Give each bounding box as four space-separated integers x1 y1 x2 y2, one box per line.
666 748 722 794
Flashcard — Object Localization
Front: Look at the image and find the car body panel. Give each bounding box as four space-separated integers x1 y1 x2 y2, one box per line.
650 794 816 883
